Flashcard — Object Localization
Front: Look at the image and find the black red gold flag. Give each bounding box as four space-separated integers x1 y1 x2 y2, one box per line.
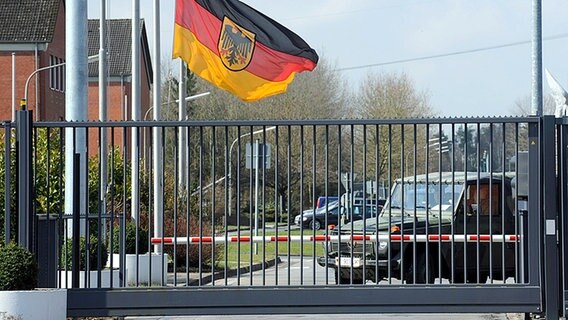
173 0 319 101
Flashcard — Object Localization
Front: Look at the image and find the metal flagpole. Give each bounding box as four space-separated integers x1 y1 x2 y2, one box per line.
178 60 187 189
153 0 163 253
131 0 141 222
99 0 108 241
531 0 543 116
65 0 88 236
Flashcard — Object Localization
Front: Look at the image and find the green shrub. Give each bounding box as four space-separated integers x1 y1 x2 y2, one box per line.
111 222 149 254
0 243 38 290
61 236 108 271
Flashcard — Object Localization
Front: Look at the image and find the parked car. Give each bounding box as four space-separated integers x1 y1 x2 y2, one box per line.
294 200 379 230
318 172 520 284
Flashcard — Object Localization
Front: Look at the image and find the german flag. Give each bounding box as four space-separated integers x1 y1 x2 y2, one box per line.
173 0 319 102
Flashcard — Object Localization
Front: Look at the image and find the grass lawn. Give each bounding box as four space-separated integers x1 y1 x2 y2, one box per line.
215 229 328 269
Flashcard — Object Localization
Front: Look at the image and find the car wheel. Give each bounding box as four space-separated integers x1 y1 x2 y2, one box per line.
405 253 435 284
334 268 363 284
309 219 321 230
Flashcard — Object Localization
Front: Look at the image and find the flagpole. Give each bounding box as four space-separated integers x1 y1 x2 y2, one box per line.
178 60 187 189
131 0 141 223
153 0 164 254
99 0 108 241
65 0 88 237
531 0 542 116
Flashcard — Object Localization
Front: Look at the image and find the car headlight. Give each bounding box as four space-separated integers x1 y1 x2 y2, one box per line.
302 216 309 221
377 241 388 255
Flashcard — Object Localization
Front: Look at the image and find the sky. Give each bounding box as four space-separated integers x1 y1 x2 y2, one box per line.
87 0 568 117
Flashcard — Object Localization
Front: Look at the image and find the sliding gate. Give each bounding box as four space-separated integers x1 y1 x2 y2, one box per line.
4 112 559 317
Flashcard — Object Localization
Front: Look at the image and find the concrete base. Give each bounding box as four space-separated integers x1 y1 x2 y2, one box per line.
59 269 120 288
108 253 169 286
0 289 67 320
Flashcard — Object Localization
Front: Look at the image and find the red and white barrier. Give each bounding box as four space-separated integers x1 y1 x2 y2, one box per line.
151 234 520 245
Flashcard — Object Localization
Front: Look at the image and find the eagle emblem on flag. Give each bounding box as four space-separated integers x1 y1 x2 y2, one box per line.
218 17 256 71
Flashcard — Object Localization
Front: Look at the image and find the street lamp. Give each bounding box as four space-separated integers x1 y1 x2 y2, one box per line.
20 54 100 113
143 92 210 120
228 126 276 217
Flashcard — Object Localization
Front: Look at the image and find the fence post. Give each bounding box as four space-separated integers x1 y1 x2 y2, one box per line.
16 110 32 250
541 115 560 319
4 121 11 245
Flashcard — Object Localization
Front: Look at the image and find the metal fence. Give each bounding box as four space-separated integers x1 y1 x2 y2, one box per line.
2 112 561 317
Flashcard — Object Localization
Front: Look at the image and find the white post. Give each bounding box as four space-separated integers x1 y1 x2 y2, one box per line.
153 0 163 254
99 0 108 241
131 0 141 222
65 0 88 236
178 60 187 189
11 53 16 122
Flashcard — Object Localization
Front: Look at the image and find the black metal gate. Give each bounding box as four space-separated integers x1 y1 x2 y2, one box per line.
4 111 564 318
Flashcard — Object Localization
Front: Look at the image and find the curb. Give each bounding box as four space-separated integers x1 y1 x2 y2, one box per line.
188 257 282 286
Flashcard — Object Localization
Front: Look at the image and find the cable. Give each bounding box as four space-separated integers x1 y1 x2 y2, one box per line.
337 32 568 72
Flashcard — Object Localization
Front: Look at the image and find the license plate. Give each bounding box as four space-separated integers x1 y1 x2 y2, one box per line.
336 257 361 268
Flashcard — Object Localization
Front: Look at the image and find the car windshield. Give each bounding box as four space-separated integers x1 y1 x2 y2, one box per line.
383 181 463 215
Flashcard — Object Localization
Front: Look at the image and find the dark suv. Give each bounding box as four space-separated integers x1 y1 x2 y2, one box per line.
317 172 519 284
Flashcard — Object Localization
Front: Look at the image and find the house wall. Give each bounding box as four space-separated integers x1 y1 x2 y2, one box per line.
0 52 37 121
40 1 66 121
0 0 66 122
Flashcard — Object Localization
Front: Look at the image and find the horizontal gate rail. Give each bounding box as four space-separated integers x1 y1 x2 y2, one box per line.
67 286 542 317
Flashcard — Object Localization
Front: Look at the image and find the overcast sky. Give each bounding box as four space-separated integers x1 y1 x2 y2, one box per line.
88 0 568 117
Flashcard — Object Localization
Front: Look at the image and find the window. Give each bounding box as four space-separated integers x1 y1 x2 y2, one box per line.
49 55 65 92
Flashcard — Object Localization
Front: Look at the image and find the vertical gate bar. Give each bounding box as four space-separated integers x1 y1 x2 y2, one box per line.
97 127 103 288
146 125 153 287
299 125 304 285
72 150 80 289
400 124 408 283
424 124 430 284
58 127 64 287
362 124 367 284
437 124 443 284
199 126 204 286
236 126 241 286
324 125 329 285
186 126 192 286
160 126 167 286
247 127 253 284
311 125 316 285
4 122 11 245
349 124 354 284
387 124 393 284
450 123 456 283
463 123 468 283
476 122 481 283
173 127 179 287
274 126 279 286
542 116 560 319
84 127 91 287
501 123 506 284
224 126 229 286
109 127 115 288
287 125 291 285
262 126 266 286
489 123 494 284
120 126 127 288
514 123 521 283
411 124 417 283
336 125 342 284
211 126 217 286
135 127 141 287
374 124 379 285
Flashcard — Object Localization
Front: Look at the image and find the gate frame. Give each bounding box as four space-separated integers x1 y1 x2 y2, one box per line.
12 115 562 317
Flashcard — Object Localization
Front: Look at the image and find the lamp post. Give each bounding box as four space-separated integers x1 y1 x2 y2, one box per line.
228 126 276 217
20 55 100 113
